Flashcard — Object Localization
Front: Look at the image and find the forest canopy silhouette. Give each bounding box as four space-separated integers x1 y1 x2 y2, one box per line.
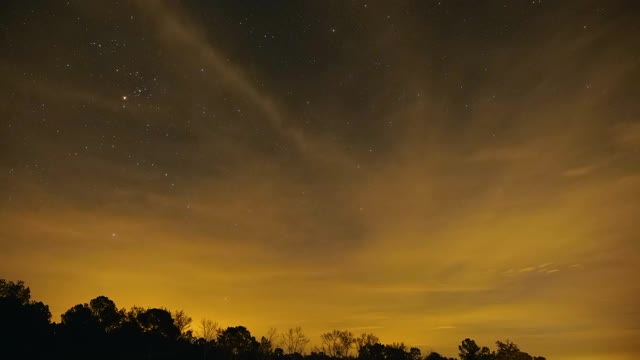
1 279 547 360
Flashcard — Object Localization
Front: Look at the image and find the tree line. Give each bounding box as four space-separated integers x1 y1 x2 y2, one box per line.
0 279 547 360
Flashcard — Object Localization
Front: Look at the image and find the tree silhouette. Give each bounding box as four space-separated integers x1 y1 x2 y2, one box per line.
495 340 520 360
60 302 103 356
320 329 355 357
458 338 493 360
259 327 278 357
425 352 456 360
89 295 123 331
408 347 422 360
0 278 551 360
385 342 410 360
198 318 219 360
0 279 52 358
173 309 193 337
495 340 546 360
217 326 260 360
358 343 386 360
280 326 310 354
355 333 380 352
200 318 219 341
0 279 31 302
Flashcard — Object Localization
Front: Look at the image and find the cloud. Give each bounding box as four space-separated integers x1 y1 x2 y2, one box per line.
468 145 533 163
1 2 639 359
612 121 640 150
432 326 456 330
563 164 598 177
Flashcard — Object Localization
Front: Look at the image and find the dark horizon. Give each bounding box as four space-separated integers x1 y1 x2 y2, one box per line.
2 278 547 360
2 1 639 359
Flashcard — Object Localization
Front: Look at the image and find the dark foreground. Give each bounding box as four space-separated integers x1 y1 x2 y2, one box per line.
1 279 546 360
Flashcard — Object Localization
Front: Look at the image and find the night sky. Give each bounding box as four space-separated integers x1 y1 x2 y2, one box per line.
1 1 639 359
